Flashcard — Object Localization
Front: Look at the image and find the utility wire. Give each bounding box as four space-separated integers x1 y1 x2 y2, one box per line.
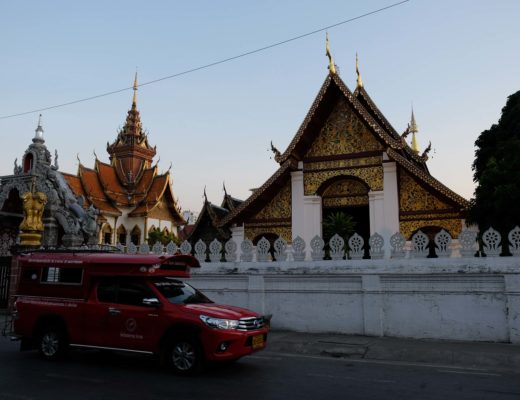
0 0 409 120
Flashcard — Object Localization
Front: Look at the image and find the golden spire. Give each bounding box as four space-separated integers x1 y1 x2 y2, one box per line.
356 53 363 89
325 32 336 75
132 71 138 107
410 108 420 153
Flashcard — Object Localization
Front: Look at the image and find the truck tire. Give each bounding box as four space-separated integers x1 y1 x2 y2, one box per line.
165 336 203 374
37 325 66 360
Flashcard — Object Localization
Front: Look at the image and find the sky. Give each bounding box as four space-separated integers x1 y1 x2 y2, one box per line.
1 0 519 214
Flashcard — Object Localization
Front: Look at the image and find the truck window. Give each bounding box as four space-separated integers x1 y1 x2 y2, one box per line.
97 279 156 307
118 281 155 307
97 280 118 303
152 278 212 305
41 267 83 284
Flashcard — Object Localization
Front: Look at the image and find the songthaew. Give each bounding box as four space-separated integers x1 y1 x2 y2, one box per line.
8 249 269 374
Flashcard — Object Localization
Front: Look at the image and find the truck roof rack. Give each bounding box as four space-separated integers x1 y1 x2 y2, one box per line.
13 245 123 255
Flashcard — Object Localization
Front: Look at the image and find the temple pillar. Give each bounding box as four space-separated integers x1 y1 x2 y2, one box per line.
303 196 322 260
291 168 304 240
382 155 400 257
292 165 322 260
230 225 245 260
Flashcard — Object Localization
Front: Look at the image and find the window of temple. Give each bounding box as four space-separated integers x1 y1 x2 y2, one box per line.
102 224 113 245
117 225 127 245
23 153 33 173
130 225 141 245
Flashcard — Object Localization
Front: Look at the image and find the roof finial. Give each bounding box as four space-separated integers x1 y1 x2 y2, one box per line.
132 70 138 107
203 186 208 203
410 107 420 153
356 53 363 89
223 181 228 196
325 32 336 76
33 113 44 142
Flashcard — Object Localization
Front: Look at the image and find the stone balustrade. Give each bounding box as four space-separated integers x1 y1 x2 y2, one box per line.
114 226 520 261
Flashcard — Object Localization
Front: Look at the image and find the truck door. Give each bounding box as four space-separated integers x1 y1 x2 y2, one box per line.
92 278 162 352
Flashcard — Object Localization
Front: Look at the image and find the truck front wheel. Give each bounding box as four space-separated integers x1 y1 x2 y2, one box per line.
37 326 66 360
165 337 203 374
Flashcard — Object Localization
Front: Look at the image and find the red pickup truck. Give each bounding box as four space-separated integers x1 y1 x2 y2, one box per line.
9 250 269 374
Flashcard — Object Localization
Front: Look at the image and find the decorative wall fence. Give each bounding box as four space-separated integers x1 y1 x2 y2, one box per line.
116 226 520 261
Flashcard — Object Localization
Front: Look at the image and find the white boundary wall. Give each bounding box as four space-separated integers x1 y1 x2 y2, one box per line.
189 258 520 343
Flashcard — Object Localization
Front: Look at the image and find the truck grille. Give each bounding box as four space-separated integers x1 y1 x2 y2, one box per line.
237 316 264 331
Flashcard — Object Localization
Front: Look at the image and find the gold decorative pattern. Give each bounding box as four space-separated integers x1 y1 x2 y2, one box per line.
389 148 469 208
279 74 405 164
321 177 369 208
399 219 463 240
251 181 291 220
399 169 452 212
245 226 292 243
305 98 384 158
323 196 367 208
304 156 382 171
400 212 460 221
304 166 383 195
322 178 368 197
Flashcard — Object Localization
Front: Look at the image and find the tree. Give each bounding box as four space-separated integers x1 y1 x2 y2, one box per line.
323 211 356 245
467 90 520 250
147 228 181 246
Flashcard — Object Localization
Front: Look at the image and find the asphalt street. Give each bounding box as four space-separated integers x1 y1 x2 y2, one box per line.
0 338 519 400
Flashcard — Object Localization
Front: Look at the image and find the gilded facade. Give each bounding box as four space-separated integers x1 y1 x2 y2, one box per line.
245 226 292 243
253 181 291 220
244 181 292 242
303 98 384 195
304 166 383 195
321 177 369 208
305 98 384 158
398 169 464 238
399 169 452 212
399 219 463 241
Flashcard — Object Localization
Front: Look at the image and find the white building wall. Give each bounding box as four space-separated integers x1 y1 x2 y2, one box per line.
189 257 520 343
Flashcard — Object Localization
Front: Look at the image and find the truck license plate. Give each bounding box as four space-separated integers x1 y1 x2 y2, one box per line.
252 334 264 349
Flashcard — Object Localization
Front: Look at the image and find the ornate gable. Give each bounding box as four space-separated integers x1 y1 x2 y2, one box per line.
305 97 384 158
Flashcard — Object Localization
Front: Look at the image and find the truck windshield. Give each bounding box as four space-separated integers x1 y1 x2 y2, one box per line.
152 278 212 305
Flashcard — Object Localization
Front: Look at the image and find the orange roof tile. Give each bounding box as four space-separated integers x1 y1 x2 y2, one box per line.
78 165 121 215
62 173 90 207
95 160 131 205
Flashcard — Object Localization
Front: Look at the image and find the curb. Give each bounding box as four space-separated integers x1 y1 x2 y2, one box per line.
267 331 520 373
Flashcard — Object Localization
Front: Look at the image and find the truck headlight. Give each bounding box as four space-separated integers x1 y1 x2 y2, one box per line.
200 315 239 330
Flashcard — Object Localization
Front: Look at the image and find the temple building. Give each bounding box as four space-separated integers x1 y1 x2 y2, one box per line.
186 186 243 250
220 40 469 255
63 75 185 246
0 116 99 250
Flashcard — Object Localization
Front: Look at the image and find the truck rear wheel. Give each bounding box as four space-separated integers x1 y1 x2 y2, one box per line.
165 337 203 374
37 325 66 360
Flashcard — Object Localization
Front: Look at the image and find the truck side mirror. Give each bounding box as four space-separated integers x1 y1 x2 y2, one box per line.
142 297 160 307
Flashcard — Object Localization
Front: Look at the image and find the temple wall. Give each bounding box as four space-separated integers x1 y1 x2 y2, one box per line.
189 257 520 343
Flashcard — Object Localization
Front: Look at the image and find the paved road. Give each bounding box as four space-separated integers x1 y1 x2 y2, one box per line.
1 338 519 400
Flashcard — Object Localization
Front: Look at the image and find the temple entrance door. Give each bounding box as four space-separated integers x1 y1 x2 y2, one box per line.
318 176 370 258
322 206 370 257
